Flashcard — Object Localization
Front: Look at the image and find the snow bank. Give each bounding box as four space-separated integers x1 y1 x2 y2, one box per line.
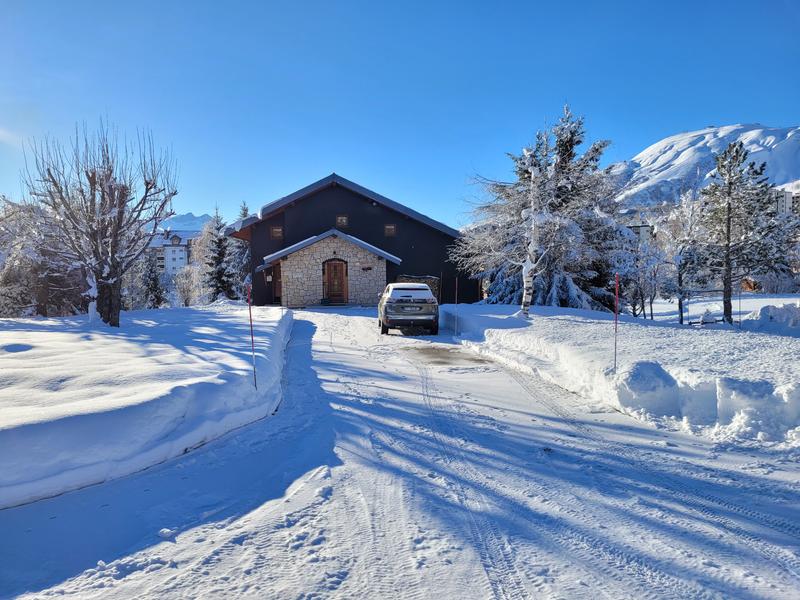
441 303 800 445
740 302 800 336
0 304 292 509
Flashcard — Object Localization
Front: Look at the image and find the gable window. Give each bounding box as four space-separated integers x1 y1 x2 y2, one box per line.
270 225 284 240
384 224 396 237
336 215 349 228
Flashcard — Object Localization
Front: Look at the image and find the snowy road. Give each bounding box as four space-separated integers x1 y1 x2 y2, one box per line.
2 308 799 599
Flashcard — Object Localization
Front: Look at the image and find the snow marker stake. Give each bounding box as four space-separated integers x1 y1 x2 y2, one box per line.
613 273 619 374
247 283 258 390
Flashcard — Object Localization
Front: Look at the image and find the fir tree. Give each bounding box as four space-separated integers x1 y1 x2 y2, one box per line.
699 141 795 323
452 106 630 315
231 201 252 299
204 209 236 301
143 253 167 308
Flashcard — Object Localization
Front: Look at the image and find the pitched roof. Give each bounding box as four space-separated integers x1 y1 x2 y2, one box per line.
147 229 202 248
255 228 402 272
227 173 460 239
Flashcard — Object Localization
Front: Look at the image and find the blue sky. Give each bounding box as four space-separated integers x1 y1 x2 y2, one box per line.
1 1 798 227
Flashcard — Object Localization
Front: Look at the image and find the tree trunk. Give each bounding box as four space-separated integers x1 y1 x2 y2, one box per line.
677 270 684 325
722 185 733 324
96 278 122 327
520 259 533 318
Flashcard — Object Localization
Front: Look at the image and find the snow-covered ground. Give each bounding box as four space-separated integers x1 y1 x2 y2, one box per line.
649 293 800 326
0 303 291 509
441 296 800 446
1 307 798 599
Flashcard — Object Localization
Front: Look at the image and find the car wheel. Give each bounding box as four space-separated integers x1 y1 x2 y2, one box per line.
429 323 439 335
380 320 389 335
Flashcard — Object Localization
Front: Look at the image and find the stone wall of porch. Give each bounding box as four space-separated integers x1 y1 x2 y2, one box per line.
279 236 387 307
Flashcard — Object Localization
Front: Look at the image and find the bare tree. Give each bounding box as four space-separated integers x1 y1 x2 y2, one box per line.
23 123 177 326
173 264 202 307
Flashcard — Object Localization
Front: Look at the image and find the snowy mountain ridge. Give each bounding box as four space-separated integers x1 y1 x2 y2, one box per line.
159 212 212 231
610 123 800 208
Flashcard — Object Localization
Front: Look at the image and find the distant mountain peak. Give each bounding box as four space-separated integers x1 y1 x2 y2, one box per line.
612 123 800 208
159 212 212 231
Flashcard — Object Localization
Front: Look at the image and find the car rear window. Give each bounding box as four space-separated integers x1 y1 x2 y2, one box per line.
388 287 435 300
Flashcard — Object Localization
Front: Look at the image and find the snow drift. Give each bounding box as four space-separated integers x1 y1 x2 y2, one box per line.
0 303 292 509
741 302 800 336
441 303 800 445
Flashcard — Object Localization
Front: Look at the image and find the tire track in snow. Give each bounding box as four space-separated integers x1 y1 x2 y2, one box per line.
316 310 427 600
406 357 531 600
410 356 709 600
504 366 800 590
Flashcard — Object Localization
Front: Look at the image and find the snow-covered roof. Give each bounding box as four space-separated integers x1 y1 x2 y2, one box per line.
224 215 259 237
148 229 202 248
226 174 460 239
256 229 402 272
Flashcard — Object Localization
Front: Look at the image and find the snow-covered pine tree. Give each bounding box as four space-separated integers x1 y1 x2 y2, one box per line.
204 209 236 302
452 106 631 315
484 262 523 304
23 123 177 326
231 201 252 299
699 141 796 323
143 253 167 308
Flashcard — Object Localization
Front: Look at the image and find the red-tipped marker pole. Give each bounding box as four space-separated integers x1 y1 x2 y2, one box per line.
614 273 619 374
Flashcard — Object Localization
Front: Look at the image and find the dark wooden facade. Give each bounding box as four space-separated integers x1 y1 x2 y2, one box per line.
230 175 480 306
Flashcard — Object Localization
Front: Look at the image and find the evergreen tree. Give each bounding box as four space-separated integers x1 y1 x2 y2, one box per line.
143 253 167 308
237 201 250 221
699 141 795 323
484 263 523 304
204 208 236 301
453 106 631 315
231 201 252 299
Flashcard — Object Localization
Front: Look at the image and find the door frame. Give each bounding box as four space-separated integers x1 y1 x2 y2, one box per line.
261 262 282 305
322 258 348 304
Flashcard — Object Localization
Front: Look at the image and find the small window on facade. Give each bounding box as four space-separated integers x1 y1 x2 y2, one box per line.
270 226 284 239
336 215 349 228
384 224 396 237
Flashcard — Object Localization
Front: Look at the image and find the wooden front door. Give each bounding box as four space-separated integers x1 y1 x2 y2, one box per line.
324 259 348 304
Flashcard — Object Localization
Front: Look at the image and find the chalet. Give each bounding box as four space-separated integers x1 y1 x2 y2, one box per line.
226 173 479 307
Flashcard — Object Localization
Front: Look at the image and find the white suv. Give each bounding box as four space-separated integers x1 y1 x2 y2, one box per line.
378 283 439 335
